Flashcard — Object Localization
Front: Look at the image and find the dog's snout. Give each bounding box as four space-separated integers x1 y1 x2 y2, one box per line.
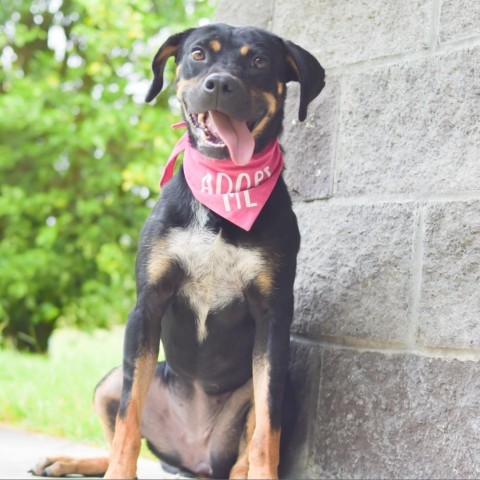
186 72 251 119
203 74 236 95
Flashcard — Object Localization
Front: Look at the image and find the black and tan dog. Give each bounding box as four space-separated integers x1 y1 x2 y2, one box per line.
31 23 324 479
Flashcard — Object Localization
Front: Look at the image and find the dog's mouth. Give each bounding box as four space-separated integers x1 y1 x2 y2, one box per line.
187 111 256 166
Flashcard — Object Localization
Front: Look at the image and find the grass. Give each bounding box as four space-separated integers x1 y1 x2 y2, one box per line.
0 326 161 458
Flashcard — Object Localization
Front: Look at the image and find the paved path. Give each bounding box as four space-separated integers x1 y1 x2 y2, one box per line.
0 425 176 479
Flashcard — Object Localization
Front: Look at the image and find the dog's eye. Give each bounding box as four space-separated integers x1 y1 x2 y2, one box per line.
191 48 206 61
251 56 269 70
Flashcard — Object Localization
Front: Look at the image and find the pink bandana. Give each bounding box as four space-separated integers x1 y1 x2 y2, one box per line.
160 126 284 231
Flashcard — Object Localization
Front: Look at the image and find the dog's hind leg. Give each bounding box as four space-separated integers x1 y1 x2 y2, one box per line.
30 367 123 477
92 366 123 445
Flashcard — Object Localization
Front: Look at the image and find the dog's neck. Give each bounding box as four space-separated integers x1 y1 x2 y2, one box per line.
160 130 284 231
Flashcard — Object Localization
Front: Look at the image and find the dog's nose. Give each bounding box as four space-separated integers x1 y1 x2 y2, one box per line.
203 73 237 95
186 72 251 118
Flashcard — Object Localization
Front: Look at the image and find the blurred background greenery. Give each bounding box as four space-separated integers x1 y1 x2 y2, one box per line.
0 0 216 445
0 0 216 353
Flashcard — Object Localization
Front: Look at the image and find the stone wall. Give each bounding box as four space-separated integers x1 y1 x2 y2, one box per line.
215 1 480 478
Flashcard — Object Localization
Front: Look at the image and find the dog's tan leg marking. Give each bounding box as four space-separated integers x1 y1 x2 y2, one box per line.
247 357 281 480
229 405 256 479
105 354 157 479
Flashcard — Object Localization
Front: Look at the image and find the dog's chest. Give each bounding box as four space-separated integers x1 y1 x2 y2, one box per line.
161 226 264 342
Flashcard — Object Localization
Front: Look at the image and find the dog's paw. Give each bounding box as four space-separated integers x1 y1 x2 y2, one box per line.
29 457 72 477
30 456 109 477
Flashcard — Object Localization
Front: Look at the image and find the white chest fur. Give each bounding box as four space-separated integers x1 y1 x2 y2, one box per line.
154 226 265 343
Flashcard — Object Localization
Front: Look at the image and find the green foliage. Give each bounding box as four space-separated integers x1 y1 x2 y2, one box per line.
0 0 216 351
0 327 125 442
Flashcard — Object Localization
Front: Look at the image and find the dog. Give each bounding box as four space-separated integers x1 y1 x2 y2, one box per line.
31 23 324 479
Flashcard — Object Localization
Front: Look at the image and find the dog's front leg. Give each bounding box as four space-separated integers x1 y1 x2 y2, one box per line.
104 284 170 479
246 279 294 480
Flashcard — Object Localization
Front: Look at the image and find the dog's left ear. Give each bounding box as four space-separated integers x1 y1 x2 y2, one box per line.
145 28 195 103
284 41 325 122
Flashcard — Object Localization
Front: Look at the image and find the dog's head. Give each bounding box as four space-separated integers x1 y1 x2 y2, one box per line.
146 23 325 165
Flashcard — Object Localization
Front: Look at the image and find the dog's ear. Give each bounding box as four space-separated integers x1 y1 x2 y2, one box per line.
145 28 195 103
284 40 325 122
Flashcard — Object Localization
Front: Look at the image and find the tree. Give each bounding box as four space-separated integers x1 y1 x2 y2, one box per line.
0 0 215 352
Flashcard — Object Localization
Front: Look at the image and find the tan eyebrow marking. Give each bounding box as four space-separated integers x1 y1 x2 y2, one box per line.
209 39 222 52
240 45 251 56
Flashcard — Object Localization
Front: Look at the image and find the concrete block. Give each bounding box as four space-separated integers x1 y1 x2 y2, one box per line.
214 0 272 29
293 202 415 342
283 340 322 476
418 201 480 348
439 0 480 44
313 349 480 479
336 47 480 196
273 0 432 68
282 80 337 201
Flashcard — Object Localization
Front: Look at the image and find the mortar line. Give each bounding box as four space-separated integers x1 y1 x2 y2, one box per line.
269 0 276 31
327 50 428 76
329 75 342 196
407 203 426 347
429 0 442 52
297 190 480 207
306 348 323 475
291 334 480 361
436 34 480 54
327 35 480 76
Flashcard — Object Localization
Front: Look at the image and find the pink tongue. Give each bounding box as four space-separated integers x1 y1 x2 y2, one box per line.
209 111 255 166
